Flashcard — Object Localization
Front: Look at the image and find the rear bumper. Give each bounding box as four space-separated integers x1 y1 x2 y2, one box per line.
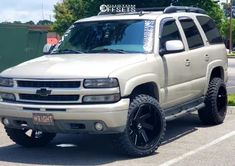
0 99 129 134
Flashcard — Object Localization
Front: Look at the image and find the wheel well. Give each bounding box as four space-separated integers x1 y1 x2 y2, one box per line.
210 67 224 81
131 82 159 100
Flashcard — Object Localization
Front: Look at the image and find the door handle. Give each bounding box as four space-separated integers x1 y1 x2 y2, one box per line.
205 54 209 62
185 59 191 67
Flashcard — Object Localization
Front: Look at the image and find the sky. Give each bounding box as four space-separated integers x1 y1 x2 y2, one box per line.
0 0 62 23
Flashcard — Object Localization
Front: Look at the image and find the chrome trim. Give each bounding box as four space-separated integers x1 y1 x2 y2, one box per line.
0 78 120 104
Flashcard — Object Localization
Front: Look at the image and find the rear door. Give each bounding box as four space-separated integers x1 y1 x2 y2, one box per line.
178 17 207 99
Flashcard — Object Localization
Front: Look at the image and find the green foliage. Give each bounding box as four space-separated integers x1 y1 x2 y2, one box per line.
37 20 53 26
176 0 224 32
53 0 224 35
53 0 89 35
228 95 235 106
228 53 235 56
13 21 22 24
25 21 35 25
221 19 235 43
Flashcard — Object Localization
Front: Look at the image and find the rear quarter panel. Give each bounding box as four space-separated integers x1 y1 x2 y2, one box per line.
204 44 228 94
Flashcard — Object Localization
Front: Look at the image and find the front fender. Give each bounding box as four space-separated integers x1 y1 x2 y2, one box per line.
121 73 162 103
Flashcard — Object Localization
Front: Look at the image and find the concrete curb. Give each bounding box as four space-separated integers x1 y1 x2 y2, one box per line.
228 106 235 109
228 56 235 58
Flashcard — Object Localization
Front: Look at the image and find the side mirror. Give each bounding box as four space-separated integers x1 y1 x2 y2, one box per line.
43 44 55 55
160 40 184 56
166 40 184 53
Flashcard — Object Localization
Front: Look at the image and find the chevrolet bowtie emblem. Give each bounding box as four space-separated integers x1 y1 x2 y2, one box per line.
36 88 52 97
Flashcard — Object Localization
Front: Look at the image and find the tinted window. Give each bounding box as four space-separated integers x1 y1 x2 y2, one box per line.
179 19 204 49
160 20 182 50
197 16 223 44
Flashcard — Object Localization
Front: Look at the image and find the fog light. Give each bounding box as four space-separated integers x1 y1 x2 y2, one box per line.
95 122 104 131
2 118 9 126
0 93 16 101
83 94 120 103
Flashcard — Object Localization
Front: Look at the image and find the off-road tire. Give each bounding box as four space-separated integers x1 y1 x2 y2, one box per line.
198 78 227 125
114 94 166 157
5 127 56 147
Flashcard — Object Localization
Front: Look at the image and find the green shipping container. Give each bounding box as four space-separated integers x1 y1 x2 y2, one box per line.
0 24 47 72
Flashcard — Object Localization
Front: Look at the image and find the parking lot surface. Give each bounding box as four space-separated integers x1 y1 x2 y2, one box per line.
0 107 234 166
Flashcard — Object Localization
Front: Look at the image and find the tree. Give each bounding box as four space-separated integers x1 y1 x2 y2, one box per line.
25 21 35 25
13 21 22 24
53 0 174 35
176 0 224 33
37 20 53 25
221 19 235 47
53 0 224 35
53 0 89 35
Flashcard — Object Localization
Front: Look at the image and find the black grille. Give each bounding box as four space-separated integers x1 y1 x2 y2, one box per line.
19 94 80 102
17 80 81 88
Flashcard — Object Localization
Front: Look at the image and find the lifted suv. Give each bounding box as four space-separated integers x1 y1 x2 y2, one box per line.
0 6 228 157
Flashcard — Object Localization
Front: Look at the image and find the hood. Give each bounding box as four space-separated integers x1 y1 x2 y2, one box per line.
1 54 147 79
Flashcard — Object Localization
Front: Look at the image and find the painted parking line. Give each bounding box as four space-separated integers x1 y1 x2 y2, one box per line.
159 130 235 166
227 86 235 89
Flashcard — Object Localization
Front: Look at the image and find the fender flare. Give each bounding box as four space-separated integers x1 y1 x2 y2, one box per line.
204 60 226 94
121 73 162 102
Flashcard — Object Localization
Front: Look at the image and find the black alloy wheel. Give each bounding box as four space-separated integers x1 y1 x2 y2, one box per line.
114 94 166 157
128 103 163 150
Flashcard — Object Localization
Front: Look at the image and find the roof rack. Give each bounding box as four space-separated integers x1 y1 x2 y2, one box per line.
164 6 207 14
136 7 166 12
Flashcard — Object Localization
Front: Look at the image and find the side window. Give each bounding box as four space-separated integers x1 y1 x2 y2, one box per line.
197 16 223 44
160 20 182 51
179 19 204 50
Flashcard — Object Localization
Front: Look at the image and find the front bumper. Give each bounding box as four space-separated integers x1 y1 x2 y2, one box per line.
0 99 129 134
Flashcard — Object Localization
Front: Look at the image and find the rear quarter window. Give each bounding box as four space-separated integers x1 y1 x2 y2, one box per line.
197 16 223 44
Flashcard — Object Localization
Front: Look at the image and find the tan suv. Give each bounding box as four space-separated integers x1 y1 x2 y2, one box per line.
0 6 228 157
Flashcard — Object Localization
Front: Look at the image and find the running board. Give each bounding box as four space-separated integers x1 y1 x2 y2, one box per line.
165 100 205 121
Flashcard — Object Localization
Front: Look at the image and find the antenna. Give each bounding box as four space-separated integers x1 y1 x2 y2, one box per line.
41 0 45 20
171 0 179 6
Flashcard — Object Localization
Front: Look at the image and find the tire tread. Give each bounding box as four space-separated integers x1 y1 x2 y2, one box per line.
198 78 227 125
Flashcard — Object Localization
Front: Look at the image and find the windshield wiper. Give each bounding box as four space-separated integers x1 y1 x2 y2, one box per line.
87 48 128 54
52 49 84 54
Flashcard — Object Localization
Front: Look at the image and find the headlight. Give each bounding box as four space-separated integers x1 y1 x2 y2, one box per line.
83 94 120 103
0 93 16 101
84 78 119 88
0 77 14 87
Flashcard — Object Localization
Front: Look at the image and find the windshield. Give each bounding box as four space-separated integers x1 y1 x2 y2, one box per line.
51 20 155 54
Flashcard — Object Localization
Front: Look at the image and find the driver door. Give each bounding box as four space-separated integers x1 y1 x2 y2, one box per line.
159 18 192 108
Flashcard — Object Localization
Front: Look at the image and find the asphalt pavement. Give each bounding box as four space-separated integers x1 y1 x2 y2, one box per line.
0 107 234 166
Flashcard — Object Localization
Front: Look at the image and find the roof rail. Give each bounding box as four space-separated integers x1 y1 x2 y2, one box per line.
164 6 207 14
136 7 166 12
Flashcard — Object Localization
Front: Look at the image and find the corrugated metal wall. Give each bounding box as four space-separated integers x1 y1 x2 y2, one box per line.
0 24 47 72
